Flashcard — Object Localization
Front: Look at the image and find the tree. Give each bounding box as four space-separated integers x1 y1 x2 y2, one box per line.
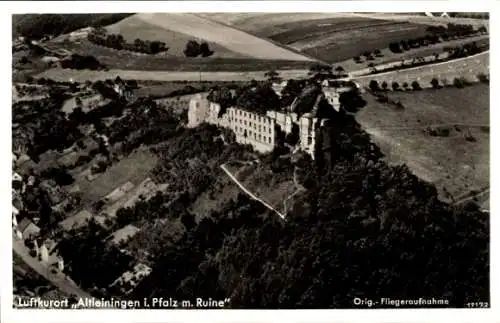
200 42 214 57
402 82 409 91
388 42 402 53
411 80 422 91
391 82 400 91
381 81 388 91
476 73 489 84
453 77 465 88
430 78 440 89
184 40 201 57
369 80 380 92
400 40 410 51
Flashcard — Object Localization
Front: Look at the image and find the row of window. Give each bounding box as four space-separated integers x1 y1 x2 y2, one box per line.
231 109 270 124
231 117 272 134
235 126 273 144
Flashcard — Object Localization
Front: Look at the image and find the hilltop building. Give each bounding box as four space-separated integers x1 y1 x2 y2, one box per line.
188 81 355 158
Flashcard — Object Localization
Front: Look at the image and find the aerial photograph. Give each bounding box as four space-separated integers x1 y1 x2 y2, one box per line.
11 12 489 309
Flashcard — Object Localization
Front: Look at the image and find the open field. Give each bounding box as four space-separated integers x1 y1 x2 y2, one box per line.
69 149 158 205
42 40 313 72
356 84 489 201
36 67 310 82
353 51 489 88
293 21 429 63
115 13 314 62
197 13 353 34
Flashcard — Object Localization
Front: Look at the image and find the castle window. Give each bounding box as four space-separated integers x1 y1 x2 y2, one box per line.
258 134 262 141
263 135 266 142
308 137 312 145
250 121 252 127
254 133 257 139
244 121 247 126
249 130 253 137
258 125 261 132
269 128 272 134
268 137 272 143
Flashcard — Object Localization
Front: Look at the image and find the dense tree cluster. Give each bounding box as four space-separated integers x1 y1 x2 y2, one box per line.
88 32 168 55
184 40 214 58
13 90 83 162
60 54 105 70
234 83 281 115
57 219 136 292
40 167 75 186
118 112 488 308
13 13 132 40
103 99 183 155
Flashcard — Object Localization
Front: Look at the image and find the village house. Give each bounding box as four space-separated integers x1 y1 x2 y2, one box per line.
17 218 40 240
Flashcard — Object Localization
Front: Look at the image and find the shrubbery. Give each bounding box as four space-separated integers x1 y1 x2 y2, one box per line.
60 54 105 70
88 32 168 55
184 40 214 58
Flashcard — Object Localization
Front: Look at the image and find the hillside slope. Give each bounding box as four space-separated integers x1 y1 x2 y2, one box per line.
112 13 315 61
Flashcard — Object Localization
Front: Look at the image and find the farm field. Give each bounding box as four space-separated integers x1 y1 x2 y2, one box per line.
292 20 429 63
339 35 489 73
36 67 310 82
356 84 489 202
353 51 489 88
114 13 315 62
42 40 314 72
197 13 353 34
205 14 433 65
347 13 489 30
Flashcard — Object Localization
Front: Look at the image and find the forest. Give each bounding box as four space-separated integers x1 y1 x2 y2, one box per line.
127 112 489 308
12 14 133 40
30 78 488 308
